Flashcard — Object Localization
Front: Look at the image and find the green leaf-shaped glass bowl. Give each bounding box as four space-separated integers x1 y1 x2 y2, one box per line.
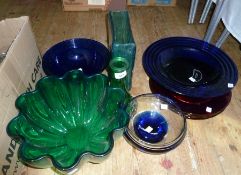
7 70 129 174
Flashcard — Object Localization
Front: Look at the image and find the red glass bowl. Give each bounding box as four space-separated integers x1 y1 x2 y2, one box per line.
149 79 232 119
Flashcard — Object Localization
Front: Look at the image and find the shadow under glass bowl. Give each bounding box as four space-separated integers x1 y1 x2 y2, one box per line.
149 79 232 119
124 94 186 154
142 37 238 98
42 38 111 77
6 70 129 174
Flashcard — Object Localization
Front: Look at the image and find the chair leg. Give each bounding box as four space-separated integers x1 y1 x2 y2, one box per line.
215 28 230 48
204 0 225 42
188 0 199 24
199 0 213 23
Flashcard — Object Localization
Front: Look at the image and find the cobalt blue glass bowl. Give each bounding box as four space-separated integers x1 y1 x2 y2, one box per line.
142 37 238 98
43 38 111 76
124 94 186 154
133 111 168 143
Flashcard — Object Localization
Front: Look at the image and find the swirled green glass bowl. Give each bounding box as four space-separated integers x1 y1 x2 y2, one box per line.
7 70 129 174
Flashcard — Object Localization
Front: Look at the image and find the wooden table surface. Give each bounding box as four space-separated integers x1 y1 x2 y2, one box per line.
0 0 240 174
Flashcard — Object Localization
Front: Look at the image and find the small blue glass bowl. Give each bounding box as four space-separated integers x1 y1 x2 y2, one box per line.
42 38 111 76
133 111 168 143
124 94 186 154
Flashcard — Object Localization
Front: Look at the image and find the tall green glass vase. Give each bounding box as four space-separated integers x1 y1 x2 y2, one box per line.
108 10 136 91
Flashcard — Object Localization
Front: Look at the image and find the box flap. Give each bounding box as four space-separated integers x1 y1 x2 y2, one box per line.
0 16 28 64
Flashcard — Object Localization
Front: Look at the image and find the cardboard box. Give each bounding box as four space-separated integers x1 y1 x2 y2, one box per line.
127 0 176 6
108 0 127 10
0 16 44 175
63 0 111 11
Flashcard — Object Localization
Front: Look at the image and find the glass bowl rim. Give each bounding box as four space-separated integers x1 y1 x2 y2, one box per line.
7 70 130 172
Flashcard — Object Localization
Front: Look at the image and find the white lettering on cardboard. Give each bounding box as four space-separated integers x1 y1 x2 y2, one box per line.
26 56 43 92
1 56 43 175
2 139 17 175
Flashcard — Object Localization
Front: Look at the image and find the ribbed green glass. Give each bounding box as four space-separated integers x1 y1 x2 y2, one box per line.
7 70 129 173
108 11 136 91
